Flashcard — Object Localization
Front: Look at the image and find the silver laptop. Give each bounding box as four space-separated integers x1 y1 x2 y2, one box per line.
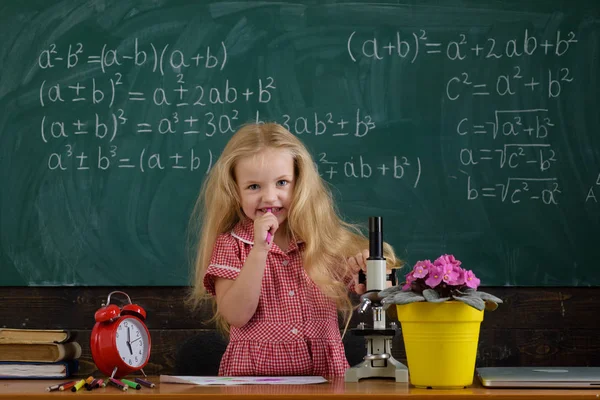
476 367 600 388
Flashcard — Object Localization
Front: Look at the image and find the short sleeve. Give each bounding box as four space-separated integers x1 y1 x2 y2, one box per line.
203 233 244 296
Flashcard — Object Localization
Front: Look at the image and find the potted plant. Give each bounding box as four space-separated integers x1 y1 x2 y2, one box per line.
379 254 503 389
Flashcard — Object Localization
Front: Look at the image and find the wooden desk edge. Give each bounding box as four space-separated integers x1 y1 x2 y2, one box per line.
0 376 598 399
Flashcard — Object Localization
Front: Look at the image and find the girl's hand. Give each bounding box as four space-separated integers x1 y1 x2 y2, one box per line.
347 249 394 295
347 249 369 295
253 210 278 250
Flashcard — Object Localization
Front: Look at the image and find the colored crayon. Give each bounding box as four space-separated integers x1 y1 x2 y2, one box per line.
121 378 141 390
59 381 76 391
108 377 128 391
134 377 155 388
266 208 272 243
86 378 100 390
48 380 73 392
84 375 95 389
45 383 60 392
96 378 105 388
71 379 86 392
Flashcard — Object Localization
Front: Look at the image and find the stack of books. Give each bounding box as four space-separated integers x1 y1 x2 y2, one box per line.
0 328 81 379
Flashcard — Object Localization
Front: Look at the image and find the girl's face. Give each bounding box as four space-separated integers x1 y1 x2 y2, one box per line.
234 148 295 226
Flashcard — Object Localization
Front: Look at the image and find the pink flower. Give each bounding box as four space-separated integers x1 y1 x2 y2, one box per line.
434 254 462 268
402 272 416 291
383 254 500 312
449 265 465 286
441 263 459 284
425 265 443 288
464 270 480 289
412 260 432 278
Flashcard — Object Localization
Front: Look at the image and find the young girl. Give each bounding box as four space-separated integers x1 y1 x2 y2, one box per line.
189 122 399 377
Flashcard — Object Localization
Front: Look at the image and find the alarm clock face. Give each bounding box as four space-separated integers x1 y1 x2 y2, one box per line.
115 318 150 368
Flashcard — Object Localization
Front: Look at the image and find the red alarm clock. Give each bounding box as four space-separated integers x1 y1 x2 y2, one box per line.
90 291 151 378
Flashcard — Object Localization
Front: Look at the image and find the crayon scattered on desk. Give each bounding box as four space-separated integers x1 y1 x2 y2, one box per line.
84 375 95 389
45 383 61 392
134 377 155 388
59 381 76 391
49 380 73 392
86 378 101 391
71 379 87 392
121 378 141 390
108 377 128 391
96 378 105 388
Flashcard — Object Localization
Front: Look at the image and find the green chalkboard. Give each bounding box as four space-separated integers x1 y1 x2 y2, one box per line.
1 1 599 286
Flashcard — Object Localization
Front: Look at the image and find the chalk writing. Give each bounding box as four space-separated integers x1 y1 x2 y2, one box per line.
34 27 589 208
457 110 554 139
463 173 561 205
349 29 578 63
317 153 421 187
586 173 600 203
38 39 228 74
47 145 215 173
255 110 376 138
446 68 573 99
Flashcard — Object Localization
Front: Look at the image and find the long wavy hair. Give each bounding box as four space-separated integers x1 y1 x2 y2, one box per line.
188 123 400 334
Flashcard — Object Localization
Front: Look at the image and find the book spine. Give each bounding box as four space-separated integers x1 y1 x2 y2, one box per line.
0 329 71 344
0 360 78 379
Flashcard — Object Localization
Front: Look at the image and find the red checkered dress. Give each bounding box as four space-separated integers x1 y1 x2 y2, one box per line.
203 219 350 377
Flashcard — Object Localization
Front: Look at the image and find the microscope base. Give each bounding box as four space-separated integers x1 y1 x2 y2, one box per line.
344 334 409 383
344 356 409 383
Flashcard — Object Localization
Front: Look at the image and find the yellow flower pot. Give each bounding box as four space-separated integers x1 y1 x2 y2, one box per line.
396 301 484 389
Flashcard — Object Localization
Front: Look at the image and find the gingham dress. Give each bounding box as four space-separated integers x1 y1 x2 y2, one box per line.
203 219 350 377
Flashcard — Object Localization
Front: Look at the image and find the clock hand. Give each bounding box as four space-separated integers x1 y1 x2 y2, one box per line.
127 327 133 355
130 337 142 344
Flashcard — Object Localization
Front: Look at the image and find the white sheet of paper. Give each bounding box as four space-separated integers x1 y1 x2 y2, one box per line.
160 375 328 386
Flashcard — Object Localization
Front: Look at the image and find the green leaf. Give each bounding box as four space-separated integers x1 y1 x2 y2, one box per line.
484 300 499 311
423 289 450 303
422 289 440 301
453 295 485 311
427 296 451 303
475 291 504 304
381 291 425 305
422 289 451 302
378 285 403 298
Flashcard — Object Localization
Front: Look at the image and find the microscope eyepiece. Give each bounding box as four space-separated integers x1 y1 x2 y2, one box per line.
368 216 384 260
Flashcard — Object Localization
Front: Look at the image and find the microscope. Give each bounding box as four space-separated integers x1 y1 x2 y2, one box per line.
344 216 409 383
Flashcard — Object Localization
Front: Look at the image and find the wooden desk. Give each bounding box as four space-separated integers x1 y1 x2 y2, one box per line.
0 377 597 399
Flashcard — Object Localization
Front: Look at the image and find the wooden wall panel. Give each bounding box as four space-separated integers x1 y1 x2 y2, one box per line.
0 287 598 377
2 287 597 330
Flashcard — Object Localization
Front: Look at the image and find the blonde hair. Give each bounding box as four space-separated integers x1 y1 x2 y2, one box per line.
188 123 400 333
